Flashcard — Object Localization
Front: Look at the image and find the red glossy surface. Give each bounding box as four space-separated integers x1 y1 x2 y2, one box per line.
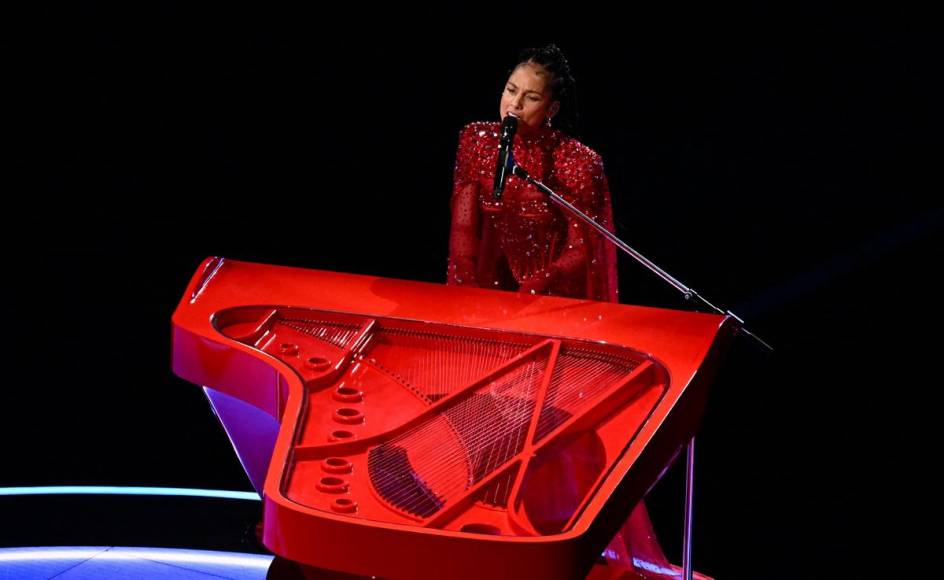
172 257 737 579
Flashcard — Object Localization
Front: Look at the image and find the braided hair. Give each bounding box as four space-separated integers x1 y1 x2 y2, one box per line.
511 43 579 136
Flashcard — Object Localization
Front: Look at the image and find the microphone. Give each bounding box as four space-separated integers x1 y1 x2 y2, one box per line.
492 115 518 201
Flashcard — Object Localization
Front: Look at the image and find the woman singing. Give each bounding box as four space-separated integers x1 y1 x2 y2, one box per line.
448 44 706 579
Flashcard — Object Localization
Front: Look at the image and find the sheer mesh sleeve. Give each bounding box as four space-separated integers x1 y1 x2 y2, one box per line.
447 125 481 286
548 145 619 302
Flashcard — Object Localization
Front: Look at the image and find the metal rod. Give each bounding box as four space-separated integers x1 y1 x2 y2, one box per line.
512 163 773 352
683 437 695 580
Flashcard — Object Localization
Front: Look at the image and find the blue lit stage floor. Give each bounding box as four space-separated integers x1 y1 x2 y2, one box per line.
0 487 280 579
0 546 273 580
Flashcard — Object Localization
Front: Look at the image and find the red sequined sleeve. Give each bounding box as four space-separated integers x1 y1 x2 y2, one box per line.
548 145 619 302
447 125 481 286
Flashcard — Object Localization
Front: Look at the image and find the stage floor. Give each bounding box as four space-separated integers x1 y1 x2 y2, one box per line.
0 546 273 580
0 487 274 579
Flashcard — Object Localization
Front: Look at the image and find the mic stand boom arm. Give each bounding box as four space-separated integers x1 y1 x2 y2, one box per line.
510 163 773 353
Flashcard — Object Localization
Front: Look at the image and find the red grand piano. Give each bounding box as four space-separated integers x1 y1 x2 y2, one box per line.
171 257 738 579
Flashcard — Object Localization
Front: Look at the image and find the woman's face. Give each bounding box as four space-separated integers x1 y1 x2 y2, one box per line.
499 62 560 134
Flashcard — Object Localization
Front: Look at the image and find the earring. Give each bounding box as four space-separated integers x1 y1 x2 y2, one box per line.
545 116 553 127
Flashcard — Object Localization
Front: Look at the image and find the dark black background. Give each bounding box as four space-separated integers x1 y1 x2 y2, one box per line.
5 5 939 578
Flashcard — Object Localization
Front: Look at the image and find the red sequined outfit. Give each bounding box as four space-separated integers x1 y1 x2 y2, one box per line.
447 122 709 580
447 121 617 302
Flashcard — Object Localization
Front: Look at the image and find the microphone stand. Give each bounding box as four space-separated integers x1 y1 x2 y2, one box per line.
508 157 772 580
509 161 773 352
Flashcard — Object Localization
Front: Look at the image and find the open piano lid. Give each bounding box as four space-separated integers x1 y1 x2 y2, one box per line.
172 257 738 579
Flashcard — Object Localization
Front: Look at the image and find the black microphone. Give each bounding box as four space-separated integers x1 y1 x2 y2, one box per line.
492 115 518 200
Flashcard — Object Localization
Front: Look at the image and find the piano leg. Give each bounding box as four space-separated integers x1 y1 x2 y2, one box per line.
683 437 695 580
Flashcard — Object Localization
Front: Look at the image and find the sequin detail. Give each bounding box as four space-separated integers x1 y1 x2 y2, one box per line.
447 121 618 302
